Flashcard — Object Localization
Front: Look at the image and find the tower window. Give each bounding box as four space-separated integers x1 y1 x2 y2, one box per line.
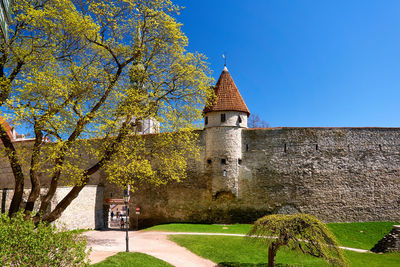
205 116 208 125
221 113 226 122
238 115 242 123
221 158 226 165
223 170 227 176
246 144 249 152
207 159 212 164
238 159 242 165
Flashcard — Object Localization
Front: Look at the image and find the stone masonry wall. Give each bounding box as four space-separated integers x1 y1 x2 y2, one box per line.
0 140 104 229
0 186 104 230
54 186 104 229
239 127 400 222
109 127 400 228
1 127 400 229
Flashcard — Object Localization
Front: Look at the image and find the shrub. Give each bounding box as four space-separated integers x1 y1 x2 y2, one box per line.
0 212 90 266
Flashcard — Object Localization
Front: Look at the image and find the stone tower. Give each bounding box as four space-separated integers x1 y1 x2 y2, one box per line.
203 66 250 198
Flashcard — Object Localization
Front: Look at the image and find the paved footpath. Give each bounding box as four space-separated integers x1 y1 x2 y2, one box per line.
84 231 369 266
84 230 216 266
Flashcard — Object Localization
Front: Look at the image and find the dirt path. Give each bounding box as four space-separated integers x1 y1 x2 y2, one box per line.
84 230 369 266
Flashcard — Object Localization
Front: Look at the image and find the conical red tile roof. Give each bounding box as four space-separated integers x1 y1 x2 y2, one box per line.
203 67 250 116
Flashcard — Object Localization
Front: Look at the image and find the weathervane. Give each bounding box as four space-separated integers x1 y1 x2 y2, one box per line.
222 53 227 67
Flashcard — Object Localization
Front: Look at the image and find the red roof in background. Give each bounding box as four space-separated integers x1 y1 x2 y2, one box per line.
0 114 13 139
203 67 250 116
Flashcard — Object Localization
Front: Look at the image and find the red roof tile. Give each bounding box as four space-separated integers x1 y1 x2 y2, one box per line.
0 114 13 139
203 67 250 116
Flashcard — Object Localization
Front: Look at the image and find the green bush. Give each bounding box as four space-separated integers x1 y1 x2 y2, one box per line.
0 212 90 266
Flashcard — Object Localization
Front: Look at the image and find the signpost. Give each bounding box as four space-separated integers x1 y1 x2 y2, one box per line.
105 198 125 204
123 185 130 252
135 206 140 230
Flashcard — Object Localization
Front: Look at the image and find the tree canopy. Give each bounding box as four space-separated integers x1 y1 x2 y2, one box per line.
247 214 348 267
0 0 213 223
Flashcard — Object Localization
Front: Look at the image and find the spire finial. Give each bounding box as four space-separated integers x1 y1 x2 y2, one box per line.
222 53 226 67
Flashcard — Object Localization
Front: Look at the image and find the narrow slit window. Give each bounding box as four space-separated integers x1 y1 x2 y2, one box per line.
238 115 242 123
221 113 226 122
221 158 226 165
316 144 318 151
205 116 208 125
246 144 249 152
238 159 242 165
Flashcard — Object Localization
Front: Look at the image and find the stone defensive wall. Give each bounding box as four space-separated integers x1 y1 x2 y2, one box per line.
1 127 400 229
0 140 105 229
240 127 400 222
109 127 400 228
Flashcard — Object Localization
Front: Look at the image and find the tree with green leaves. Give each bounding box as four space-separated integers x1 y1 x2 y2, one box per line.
247 214 348 267
0 0 212 223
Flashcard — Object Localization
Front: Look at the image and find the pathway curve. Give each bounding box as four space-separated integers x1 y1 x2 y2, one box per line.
84 230 216 266
84 231 369 266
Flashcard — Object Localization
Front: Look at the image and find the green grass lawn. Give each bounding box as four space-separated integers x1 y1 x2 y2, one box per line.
144 223 252 234
93 222 399 266
169 235 400 267
145 221 399 250
326 221 398 250
91 252 172 267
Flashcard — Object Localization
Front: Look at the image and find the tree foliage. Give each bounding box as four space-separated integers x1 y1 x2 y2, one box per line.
0 212 90 266
0 0 213 223
247 214 348 267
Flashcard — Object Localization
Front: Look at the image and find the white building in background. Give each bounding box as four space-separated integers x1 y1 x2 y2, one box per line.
138 118 160 134
0 115 30 142
116 117 160 135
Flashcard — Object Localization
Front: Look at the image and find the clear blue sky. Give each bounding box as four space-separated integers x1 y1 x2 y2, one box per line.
177 0 400 127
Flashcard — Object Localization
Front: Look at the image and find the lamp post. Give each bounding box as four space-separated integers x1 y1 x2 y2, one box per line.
123 185 130 252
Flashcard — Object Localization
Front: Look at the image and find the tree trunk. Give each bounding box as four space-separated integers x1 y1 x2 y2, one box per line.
40 127 128 223
41 181 87 223
37 147 68 218
25 127 43 216
35 117 129 224
268 242 279 267
0 125 25 216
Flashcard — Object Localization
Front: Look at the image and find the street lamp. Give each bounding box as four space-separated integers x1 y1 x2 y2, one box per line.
123 185 130 252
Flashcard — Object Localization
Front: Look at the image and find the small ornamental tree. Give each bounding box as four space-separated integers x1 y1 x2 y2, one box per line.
0 212 90 266
247 214 348 267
